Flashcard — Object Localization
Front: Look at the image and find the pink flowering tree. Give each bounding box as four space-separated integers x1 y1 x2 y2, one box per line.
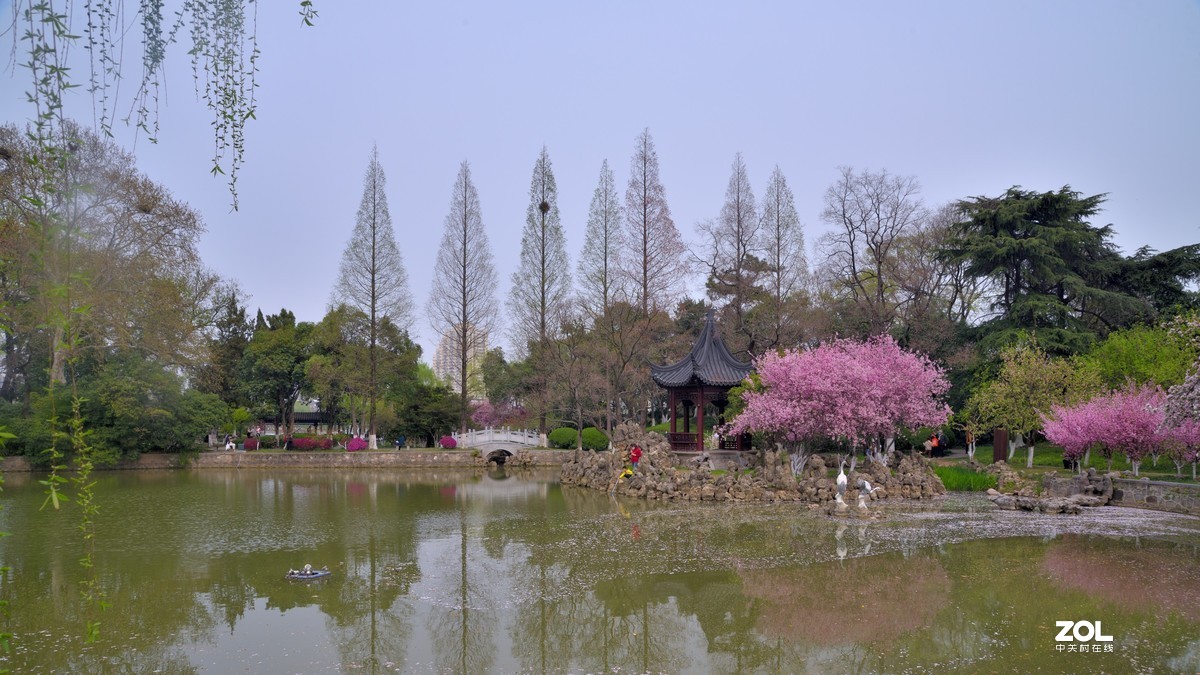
1041 399 1102 473
1101 383 1165 477
1162 419 1200 480
1043 383 1167 475
729 335 950 470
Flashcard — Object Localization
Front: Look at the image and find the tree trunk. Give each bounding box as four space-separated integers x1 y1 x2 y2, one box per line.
1131 459 1140 477
1026 444 1035 469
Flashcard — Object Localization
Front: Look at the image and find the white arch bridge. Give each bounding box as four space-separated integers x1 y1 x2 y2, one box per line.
452 428 546 455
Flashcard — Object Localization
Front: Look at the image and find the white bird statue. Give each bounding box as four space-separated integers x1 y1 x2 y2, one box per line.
857 477 881 495
836 460 848 496
833 492 849 512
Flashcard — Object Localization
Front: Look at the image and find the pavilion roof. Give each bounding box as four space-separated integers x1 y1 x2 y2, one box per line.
650 310 753 388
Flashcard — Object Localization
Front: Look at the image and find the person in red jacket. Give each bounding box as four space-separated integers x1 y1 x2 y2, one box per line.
630 444 643 469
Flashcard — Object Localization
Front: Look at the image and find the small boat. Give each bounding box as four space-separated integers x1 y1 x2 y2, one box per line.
286 564 331 580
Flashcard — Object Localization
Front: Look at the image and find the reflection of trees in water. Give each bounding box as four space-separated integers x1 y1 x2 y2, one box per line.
325 534 420 671
740 551 950 646
1043 535 1200 622
426 509 496 674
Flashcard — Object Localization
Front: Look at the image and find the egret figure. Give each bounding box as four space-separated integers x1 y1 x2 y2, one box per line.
857 478 881 495
836 460 848 496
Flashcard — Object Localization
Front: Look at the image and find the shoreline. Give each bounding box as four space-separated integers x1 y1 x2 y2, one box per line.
0 449 572 472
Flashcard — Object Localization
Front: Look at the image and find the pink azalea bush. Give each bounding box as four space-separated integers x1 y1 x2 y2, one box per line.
346 436 368 452
729 334 950 464
439 435 457 449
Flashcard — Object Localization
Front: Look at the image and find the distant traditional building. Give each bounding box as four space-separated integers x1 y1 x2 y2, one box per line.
651 309 754 455
431 324 489 397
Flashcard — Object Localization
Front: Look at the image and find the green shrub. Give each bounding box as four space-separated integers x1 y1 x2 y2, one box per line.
934 465 997 491
548 426 609 451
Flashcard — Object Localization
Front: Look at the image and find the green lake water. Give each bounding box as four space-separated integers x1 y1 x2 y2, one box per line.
1 468 1198 673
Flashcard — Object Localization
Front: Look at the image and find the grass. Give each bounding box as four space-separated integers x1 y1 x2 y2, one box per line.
955 443 1200 484
934 465 998 491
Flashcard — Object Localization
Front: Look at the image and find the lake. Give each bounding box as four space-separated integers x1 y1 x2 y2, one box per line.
1 468 1198 673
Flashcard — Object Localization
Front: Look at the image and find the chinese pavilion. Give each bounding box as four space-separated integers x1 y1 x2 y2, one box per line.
650 310 754 455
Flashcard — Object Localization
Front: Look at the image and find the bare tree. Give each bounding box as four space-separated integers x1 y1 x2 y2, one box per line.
696 152 763 356
508 146 571 353
577 159 625 319
758 165 810 349
332 145 413 449
819 166 926 336
622 128 688 314
428 161 498 432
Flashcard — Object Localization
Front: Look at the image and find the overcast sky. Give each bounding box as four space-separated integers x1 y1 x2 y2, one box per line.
3 1 1198 361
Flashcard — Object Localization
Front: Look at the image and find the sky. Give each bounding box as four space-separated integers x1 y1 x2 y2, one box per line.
3 0 1199 362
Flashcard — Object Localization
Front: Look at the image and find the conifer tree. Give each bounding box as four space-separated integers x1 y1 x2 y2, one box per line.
332 146 413 449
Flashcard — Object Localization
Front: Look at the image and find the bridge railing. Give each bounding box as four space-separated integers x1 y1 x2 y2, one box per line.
452 427 544 448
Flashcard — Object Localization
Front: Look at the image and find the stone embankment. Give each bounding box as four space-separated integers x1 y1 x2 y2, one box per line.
983 464 1200 517
559 423 946 504
987 467 1114 515
0 448 567 472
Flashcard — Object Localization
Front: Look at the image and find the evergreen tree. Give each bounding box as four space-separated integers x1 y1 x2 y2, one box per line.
945 186 1150 354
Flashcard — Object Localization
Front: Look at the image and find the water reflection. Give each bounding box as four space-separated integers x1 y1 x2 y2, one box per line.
1 470 1198 672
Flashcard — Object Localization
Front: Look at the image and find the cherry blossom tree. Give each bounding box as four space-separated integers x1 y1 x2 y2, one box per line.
1162 419 1200 480
1098 384 1165 477
1041 400 1101 473
1042 383 1166 475
729 335 950 470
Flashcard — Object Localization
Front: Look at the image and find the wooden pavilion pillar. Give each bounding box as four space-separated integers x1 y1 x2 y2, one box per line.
696 386 705 454
669 390 677 433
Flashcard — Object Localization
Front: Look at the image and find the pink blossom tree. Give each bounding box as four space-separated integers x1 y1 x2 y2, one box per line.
1162 418 1200 480
1041 399 1102 473
730 335 950 470
1043 383 1167 476
1101 384 1165 477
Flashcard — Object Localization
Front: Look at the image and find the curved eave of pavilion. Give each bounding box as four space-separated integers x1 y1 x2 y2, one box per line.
650 311 753 388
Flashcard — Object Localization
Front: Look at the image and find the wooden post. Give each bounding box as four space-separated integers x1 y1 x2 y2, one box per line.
696 386 706 454
993 429 1008 464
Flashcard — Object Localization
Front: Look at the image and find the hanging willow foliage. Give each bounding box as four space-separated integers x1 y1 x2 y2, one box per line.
14 0 317 209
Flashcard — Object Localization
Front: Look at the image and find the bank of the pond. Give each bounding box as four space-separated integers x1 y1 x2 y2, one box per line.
0 448 571 471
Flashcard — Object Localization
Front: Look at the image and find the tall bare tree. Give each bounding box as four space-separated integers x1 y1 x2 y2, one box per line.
332 145 413 449
622 128 688 314
758 165 810 349
577 159 625 319
508 146 571 353
818 166 926 336
428 161 498 432
508 147 571 434
697 152 763 357
577 159 627 432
